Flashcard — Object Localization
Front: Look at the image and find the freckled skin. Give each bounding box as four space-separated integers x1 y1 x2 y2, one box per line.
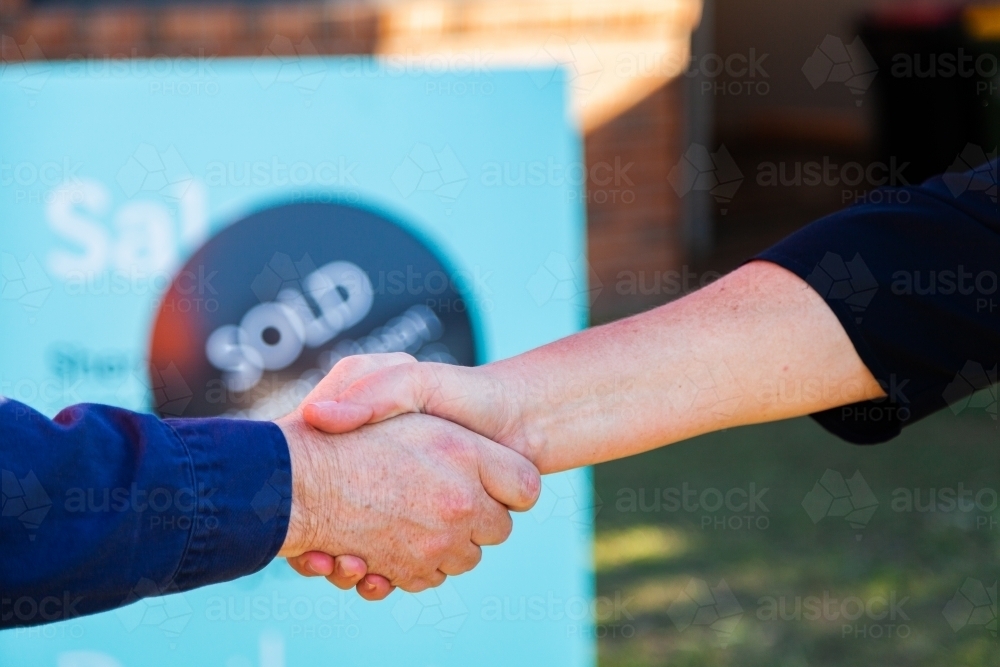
309 261 884 474
277 354 539 599
293 260 885 593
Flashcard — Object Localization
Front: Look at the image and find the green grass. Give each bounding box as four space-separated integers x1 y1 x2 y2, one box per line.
593 398 999 667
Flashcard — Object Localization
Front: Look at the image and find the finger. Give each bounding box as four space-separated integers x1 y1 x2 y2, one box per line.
325 555 368 590
357 574 396 601
305 362 473 434
472 432 542 512
470 497 514 547
287 551 335 577
399 570 447 594
439 543 483 576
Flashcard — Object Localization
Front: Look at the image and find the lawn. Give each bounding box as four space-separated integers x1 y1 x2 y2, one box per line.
593 393 999 667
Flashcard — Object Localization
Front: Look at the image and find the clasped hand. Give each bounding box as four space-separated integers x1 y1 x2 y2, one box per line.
276 353 534 601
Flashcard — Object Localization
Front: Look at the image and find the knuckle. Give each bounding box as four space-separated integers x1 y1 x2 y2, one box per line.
435 433 476 465
438 487 476 522
333 354 372 376
387 352 418 365
465 547 483 571
496 512 514 543
402 578 430 594
415 535 447 565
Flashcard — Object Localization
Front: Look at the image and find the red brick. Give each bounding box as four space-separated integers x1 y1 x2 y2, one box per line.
82 8 147 56
155 6 246 54
10 8 76 57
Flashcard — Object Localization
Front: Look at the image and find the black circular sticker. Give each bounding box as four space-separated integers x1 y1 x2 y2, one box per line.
149 202 477 418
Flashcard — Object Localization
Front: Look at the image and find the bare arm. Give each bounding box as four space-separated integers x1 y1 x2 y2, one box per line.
305 261 885 474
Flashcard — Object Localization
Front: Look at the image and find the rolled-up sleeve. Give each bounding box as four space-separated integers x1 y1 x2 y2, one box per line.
0 399 291 629
755 158 998 444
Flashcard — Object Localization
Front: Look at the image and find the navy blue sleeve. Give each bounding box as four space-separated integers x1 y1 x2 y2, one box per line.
755 156 998 444
0 399 292 628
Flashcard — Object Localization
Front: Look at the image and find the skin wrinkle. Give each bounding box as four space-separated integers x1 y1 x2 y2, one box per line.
293 260 888 593
339 261 882 473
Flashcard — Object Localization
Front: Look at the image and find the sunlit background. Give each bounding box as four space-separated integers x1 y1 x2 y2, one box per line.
1 0 998 665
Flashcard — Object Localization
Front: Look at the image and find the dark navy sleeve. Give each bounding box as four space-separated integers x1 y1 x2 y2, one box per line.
0 399 292 628
756 156 998 444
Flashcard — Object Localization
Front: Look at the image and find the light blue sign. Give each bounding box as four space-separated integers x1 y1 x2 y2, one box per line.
0 58 594 666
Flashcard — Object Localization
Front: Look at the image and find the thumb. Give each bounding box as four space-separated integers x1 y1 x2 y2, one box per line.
472 431 542 513
305 362 480 435
301 353 417 432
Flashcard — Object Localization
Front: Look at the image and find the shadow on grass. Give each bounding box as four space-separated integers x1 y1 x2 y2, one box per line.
593 401 999 667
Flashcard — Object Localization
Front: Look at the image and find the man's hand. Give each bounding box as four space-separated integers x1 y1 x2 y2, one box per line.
275 354 541 599
284 353 417 599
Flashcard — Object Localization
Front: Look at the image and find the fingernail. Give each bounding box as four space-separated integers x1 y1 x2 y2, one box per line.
305 561 318 575
364 580 376 592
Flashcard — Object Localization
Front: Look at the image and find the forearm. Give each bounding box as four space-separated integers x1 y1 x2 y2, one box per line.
483 261 884 472
0 400 290 627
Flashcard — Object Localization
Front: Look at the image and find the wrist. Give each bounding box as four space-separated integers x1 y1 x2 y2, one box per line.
275 416 322 557
477 361 548 468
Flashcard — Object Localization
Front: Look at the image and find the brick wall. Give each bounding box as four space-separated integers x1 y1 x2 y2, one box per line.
0 0 700 322
586 80 686 319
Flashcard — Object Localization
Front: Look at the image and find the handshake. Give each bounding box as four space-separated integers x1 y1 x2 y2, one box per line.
274 352 542 601
271 262 887 601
